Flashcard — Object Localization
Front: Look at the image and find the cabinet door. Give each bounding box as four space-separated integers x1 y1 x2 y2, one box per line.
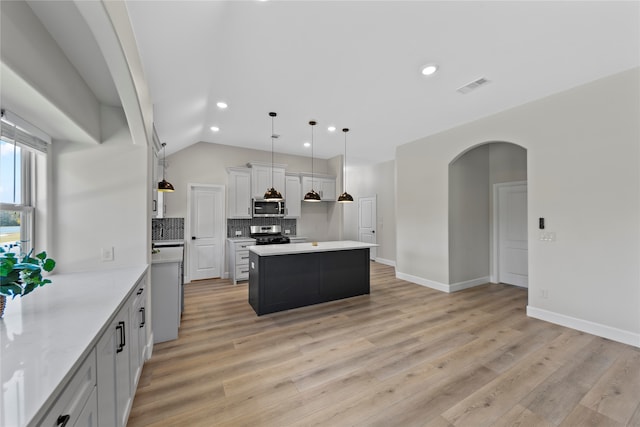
252 165 285 199
301 176 315 198
285 175 301 217
319 178 336 200
73 387 98 427
38 350 97 427
129 281 146 390
97 305 131 427
228 169 251 218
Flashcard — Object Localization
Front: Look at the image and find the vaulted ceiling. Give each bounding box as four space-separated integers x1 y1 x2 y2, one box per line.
27 1 640 164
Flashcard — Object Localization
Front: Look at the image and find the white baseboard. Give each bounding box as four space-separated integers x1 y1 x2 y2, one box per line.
396 271 451 293
375 257 396 267
527 305 640 348
396 272 489 293
146 333 154 360
449 276 490 292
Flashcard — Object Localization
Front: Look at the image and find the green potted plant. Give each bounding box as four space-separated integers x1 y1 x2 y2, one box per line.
0 246 56 318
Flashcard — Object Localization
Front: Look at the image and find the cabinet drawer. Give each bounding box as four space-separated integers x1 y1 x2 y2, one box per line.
236 264 250 278
236 250 250 265
39 349 97 427
236 242 253 250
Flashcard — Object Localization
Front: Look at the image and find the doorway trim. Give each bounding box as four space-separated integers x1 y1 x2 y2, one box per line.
185 183 225 283
491 180 527 284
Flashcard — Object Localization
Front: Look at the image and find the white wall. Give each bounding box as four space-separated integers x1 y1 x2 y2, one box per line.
51 106 149 273
343 160 396 264
1 0 152 274
0 0 101 144
164 142 346 242
396 68 640 345
448 144 490 284
448 142 527 285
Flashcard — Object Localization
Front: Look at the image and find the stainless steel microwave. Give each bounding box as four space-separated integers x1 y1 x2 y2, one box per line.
252 199 286 217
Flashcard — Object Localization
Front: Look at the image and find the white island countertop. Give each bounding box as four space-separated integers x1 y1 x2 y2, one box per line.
249 240 377 256
1 265 148 427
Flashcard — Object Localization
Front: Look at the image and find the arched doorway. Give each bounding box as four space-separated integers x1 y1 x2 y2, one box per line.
448 141 527 289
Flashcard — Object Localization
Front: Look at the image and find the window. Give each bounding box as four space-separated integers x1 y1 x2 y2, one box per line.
0 110 48 255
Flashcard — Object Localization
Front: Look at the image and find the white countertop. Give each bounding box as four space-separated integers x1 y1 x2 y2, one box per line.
151 246 184 264
248 240 378 256
227 237 256 242
0 265 148 427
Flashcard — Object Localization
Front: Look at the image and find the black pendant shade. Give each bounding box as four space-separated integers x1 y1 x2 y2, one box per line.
157 142 175 193
304 120 321 202
338 127 353 203
264 112 283 201
264 187 282 200
157 179 175 192
337 192 354 203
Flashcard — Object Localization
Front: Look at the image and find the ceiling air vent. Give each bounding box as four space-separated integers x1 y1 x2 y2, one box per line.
457 77 490 94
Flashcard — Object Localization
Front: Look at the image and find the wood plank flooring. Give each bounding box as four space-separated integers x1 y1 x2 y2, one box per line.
129 262 640 426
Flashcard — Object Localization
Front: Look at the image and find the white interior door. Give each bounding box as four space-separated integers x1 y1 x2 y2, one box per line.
188 185 224 281
358 195 377 260
496 182 528 287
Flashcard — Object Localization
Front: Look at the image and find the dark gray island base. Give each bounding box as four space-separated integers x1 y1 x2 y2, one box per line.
248 242 374 316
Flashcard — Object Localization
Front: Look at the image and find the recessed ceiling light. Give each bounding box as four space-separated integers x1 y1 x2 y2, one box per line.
304 142 311 148
210 126 220 132
328 126 336 132
421 64 438 76
216 102 228 109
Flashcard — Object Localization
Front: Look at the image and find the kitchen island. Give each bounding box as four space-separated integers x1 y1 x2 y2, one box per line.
248 241 377 315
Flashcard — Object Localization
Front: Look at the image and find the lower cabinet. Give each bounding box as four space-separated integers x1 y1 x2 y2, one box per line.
96 295 132 427
31 270 149 427
39 349 98 427
95 274 148 427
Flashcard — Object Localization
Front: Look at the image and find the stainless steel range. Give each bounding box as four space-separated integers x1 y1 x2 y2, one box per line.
250 225 290 245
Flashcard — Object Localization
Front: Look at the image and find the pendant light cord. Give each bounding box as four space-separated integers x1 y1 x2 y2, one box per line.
271 115 274 189
310 122 315 189
343 129 348 192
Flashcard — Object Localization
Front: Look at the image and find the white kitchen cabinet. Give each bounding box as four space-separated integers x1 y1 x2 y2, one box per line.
96 272 148 427
129 281 147 390
301 175 336 201
249 162 286 199
227 167 252 218
284 174 301 218
96 298 132 427
228 238 256 284
39 349 97 427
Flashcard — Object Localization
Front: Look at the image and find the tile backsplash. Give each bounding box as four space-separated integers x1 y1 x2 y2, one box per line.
227 218 296 238
152 217 184 241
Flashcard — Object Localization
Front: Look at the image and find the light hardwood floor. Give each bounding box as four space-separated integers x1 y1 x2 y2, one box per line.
129 262 640 426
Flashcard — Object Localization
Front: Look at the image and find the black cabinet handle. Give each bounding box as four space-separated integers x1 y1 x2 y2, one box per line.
120 321 126 348
115 324 123 353
140 307 146 328
116 321 126 352
57 414 70 426
192 236 196 240
137 288 144 295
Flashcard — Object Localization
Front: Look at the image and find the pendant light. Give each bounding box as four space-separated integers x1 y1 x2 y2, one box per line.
263 112 283 200
157 142 175 192
337 128 354 203
304 120 321 202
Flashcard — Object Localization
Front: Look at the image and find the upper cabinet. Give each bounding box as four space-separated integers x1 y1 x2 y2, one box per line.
285 174 301 218
301 175 336 201
227 168 252 218
248 162 286 200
